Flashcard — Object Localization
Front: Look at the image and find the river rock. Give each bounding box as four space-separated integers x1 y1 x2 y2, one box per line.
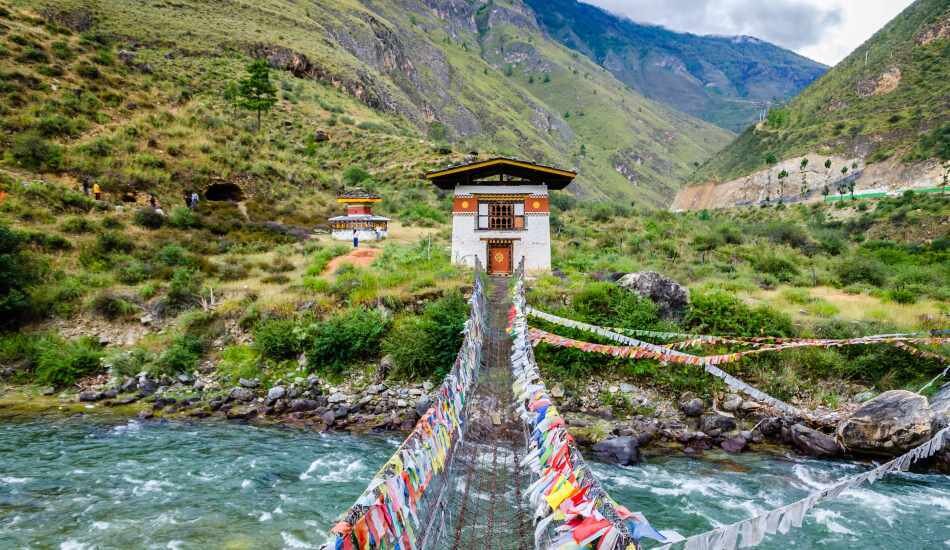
229 387 255 403
592 436 640 465
790 424 842 457
680 397 704 417
366 383 386 395
138 377 158 395
120 377 138 393
79 391 104 402
321 410 336 426
853 390 876 403
415 396 433 417
700 414 737 436
288 399 320 412
239 378 260 388
721 394 742 412
721 435 748 453
616 271 690 319
40 386 56 396
328 392 347 404
266 386 286 404
930 383 950 429
226 405 258 420
837 390 933 455
334 405 350 419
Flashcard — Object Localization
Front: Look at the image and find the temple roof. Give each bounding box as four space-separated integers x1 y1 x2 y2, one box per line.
337 188 382 203
328 214 390 222
425 157 576 190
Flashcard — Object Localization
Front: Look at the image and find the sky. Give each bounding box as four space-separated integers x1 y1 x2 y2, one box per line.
583 0 916 66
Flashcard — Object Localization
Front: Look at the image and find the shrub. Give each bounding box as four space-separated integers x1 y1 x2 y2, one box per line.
95 231 134 255
153 335 203 375
9 131 64 171
835 256 887 286
115 258 150 284
133 208 165 229
166 268 202 307
342 166 371 186
750 252 799 282
686 289 792 336
305 307 388 373
61 216 95 234
382 292 469 379
34 336 103 387
102 347 151 379
0 224 44 328
253 318 301 360
216 345 262 384
157 244 193 267
572 282 660 330
168 206 198 228
90 291 138 320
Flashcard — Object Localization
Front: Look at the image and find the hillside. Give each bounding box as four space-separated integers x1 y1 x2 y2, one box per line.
5 0 733 206
526 0 827 132
691 0 950 186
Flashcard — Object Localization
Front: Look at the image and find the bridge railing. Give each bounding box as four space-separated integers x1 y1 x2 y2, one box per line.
324 260 487 549
508 267 667 550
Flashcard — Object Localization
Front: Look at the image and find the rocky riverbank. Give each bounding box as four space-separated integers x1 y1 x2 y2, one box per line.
3 363 947 472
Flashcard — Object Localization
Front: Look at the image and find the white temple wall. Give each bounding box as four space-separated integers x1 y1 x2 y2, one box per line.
451 214 551 271
332 228 387 242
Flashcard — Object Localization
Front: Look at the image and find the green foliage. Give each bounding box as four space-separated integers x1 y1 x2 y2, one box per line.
153 334 203 375
766 108 789 128
253 318 301 360
216 344 263 384
34 336 103 387
133 208 165 229
61 216 96 234
304 307 388 373
0 224 44 329
9 131 63 171
342 166 372 186
168 207 198 228
167 268 202 307
90 291 138 320
383 291 469 379
237 59 277 131
835 255 887 286
686 289 792 336
572 282 660 329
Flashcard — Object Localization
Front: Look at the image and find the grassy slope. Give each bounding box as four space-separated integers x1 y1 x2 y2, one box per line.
24 0 730 205
692 0 950 183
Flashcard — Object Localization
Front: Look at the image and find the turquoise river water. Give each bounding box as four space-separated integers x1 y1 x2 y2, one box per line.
0 417 947 549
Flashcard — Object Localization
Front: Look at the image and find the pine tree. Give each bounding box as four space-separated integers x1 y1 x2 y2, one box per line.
238 60 277 133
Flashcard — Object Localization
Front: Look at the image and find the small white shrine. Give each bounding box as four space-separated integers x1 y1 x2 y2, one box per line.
425 157 575 275
328 189 389 241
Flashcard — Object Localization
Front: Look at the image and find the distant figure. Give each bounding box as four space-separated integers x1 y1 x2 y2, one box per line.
374 228 380 241
190 192 199 210
149 193 157 209
352 229 359 248
183 191 190 208
81 180 90 196
92 183 101 201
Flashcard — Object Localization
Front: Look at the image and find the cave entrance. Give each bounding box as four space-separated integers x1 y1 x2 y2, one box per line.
204 182 244 202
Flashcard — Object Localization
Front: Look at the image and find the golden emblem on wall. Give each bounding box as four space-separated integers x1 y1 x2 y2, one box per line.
494 252 504 263
461 200 469 208
532 200 541 209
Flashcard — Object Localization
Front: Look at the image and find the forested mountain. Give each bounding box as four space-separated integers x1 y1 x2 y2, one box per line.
526 0 827 132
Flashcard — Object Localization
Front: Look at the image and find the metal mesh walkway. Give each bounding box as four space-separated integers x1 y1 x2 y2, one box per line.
445 277 533 550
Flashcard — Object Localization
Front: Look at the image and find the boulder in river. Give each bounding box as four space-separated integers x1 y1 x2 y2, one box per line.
592 436 640 465
266 386 286 404
930 383 950 429
680 397 704 417
837 390 933 456
720 434 748 453
616 271 690 319
790 424 842 457
288 399 320 413
700 414 737 436
79 391 104 402
229 387 255 403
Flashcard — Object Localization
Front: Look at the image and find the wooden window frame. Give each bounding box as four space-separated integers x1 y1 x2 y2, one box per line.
477 201 525 231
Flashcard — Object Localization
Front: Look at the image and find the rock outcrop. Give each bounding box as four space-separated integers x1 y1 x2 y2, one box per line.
930 383 950 429
617 272 689 319
790 424 842 457
837 390 933 456
592 436 640 465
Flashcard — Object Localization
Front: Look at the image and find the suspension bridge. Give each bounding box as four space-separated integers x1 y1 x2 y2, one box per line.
323 260 949 550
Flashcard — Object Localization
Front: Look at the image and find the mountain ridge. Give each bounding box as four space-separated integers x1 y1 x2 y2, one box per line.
525 0 828 132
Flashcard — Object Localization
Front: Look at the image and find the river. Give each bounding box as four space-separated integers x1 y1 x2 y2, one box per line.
0 418 947 549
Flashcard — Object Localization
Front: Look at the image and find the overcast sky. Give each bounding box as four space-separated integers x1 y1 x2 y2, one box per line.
584 0 915 65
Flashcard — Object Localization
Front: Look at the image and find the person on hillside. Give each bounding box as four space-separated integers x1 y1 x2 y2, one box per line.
373 228 380 241
81 180 90 196
190 192 199 210
183 191 190 209
92 183 101 201
149 193 157 209
352 229 359 249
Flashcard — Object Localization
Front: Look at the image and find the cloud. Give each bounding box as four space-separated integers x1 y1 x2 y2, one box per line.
586 0 843 51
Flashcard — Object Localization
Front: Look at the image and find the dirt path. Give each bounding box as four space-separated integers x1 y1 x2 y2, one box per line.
323 247 380 274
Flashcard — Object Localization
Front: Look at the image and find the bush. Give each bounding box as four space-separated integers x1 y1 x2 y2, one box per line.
305 307 388 373
90 291 138 320
157 244 193 268
133 208 165 229
167 268 202 307
572 282 660 330
168 206 198 228
34 336 103 387
115 258 150 284
686 289 792 336
102 347 152 379
9 131 64 171
835 256 887 286
153 335 203 375
342 166 371 186
253 318 301 360
0 224 44 329
216 345 262 384
750 252 799 282
95 231 134 255
382 292 469 379
61 216 95 234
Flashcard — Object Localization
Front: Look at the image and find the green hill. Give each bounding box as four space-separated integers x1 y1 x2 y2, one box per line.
1 0 732 205
693 0 950 183
526 0 827 132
